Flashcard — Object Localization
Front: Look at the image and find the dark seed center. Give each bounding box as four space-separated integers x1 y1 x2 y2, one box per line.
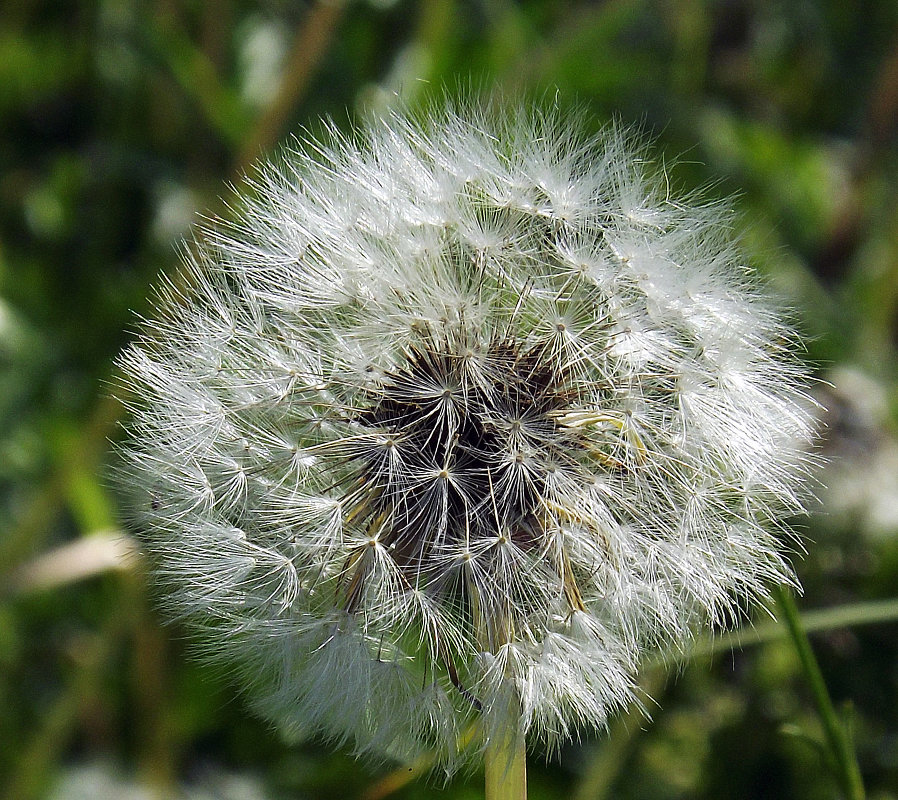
354 337 577 567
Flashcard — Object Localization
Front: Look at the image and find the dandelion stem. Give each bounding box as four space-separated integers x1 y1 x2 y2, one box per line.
774 585 865 800
484 722 527 800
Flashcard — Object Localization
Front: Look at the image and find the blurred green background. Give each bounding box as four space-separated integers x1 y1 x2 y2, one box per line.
2 1 898 798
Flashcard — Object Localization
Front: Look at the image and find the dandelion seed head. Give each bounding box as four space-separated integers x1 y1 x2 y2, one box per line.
117 97 816 770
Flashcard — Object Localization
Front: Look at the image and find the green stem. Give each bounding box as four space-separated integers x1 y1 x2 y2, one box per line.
484 723 527 800
774 585 865 800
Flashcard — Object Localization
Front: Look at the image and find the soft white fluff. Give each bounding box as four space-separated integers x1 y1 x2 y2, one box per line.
118 99 815 770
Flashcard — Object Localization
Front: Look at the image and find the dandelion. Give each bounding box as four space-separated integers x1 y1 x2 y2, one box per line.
117 98 815 797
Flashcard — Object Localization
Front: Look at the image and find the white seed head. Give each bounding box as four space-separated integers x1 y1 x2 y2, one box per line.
117 99 815 769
